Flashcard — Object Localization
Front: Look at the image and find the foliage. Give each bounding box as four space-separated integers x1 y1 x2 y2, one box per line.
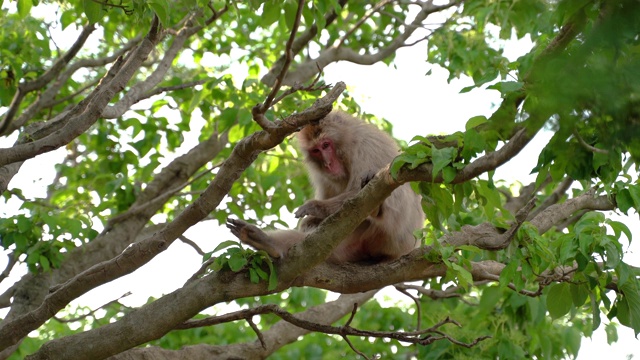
0 0 639 359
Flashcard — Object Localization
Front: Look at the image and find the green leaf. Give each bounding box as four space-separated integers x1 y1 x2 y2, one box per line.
431 146 456 180
266 258 277 291
282 1 298 31
13 233 28 252
148 0 170 27
616 262 632 288
213 240 239 253
39 255 51 272
547 283 572 319
17 216 31 233
499 260 518 288
607 219 632 245
465 116 488 130
569 283 589 307
249 268 259 283
60 10 75 30
459 85 476 94
628 184 640 210
619 282 640 336
451 263 473 287
478 286 502 314
487 81 524 95
252 265 268 280
605 323 619 344
83 0 103 24
556 0 592 24
442 166 457 183
557 233 577 263
261 2 281 26
228 252 248 272
616 189 634 214
17 0 33 18
389 154 413 178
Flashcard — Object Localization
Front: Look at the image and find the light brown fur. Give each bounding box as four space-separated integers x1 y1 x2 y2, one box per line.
227 111 424 263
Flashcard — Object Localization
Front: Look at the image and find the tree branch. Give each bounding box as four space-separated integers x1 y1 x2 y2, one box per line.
0 117 227 353
274 0 461 85
0 18 162 168
0 24 96 135
8 84 345 359
261 0 348 86
253 0 306 130
109 291 376 359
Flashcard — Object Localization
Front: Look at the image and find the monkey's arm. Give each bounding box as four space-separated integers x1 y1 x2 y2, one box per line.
294 190 359 219
296 171 385 220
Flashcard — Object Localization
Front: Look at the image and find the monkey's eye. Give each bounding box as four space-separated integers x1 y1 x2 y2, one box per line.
321 141 330 150
311 148 321 154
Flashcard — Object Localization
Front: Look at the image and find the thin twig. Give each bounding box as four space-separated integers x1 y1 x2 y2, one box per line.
178 235 205 256
395 284 422 330
253 0 306 129
0 253 17 284
143 79 208 99
270 66 330 108
53 292 131 323
105 162 221 230
343 335 370 360
177 303 489 350
338 0 393 47
184 257 216 285
6 189 59 210
574 130 609 155
247 317 267 349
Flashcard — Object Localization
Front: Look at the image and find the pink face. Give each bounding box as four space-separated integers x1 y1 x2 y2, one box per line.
308 138 344 177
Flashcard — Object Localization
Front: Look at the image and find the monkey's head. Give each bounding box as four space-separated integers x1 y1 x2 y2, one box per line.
297 112 352 180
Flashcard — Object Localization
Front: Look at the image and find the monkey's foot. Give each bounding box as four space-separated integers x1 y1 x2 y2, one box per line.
294 200 328 219
226 218 283 258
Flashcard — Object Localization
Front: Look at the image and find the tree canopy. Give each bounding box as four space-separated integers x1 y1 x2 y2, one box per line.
0 0 639 359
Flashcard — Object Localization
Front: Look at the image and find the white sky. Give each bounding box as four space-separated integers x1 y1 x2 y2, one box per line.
0 3 638 358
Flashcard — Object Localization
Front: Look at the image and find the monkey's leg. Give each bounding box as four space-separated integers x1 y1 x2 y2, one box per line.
227 219 285 258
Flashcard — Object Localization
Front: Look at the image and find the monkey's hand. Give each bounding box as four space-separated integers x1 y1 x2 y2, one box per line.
294 200 331 219
226 218 283 258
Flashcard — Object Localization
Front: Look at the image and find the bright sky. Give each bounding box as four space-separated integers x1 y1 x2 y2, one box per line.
0 4 638 358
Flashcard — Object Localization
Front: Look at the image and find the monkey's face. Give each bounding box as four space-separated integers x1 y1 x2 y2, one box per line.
306 137 345 178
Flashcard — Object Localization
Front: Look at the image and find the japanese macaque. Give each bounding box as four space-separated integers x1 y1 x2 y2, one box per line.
227 111 425 263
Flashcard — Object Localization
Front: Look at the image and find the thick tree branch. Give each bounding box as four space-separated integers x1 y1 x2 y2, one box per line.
21 188 614 359
440 191 614 250
527 177 574 220
0 131 227 352
13 84 345 359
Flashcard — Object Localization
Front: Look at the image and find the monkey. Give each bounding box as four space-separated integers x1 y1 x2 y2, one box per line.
227 111 425 263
